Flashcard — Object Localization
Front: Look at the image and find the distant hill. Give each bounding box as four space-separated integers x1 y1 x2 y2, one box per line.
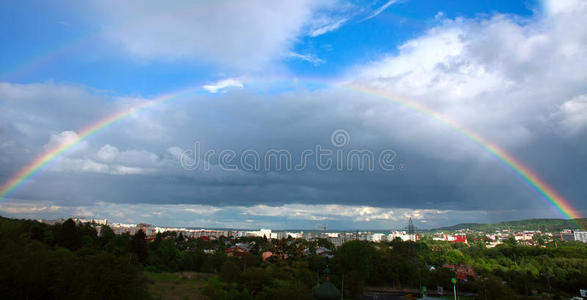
433 218 587 232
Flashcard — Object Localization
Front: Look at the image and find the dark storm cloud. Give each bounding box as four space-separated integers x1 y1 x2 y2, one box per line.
1 83 585 218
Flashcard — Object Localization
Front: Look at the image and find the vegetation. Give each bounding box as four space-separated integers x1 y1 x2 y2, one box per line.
145 271 210 300
0 216 585 299
0 217 148 299
433 218 587 232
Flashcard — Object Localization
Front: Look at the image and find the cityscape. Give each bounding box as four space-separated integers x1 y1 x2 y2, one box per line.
1 215 585 299
1 0 587 299
41 216 587 248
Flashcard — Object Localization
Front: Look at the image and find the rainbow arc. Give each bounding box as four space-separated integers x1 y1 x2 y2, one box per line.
0 81 582 222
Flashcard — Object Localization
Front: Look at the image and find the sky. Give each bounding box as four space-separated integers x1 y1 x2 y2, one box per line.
0 0 586 229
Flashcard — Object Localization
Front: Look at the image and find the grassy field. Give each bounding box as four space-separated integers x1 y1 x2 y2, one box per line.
145 271 214 300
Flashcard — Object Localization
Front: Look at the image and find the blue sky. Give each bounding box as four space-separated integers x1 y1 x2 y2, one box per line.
2 0 537 95
0 0 586 229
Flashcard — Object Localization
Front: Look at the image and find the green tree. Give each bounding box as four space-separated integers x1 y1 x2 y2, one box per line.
334 241 375 298
131 229 148 264
221 259 241 283
58 219 81 250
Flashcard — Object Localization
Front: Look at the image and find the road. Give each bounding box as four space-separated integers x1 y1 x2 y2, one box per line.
363 291 409 300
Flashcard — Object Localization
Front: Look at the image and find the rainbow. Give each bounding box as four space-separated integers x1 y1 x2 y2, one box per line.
0 36 96 81
0 86 202 200
0 81 582 222
345 84 581 220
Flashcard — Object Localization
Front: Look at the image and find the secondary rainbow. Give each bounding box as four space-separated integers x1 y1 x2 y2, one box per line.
0 86 201 200
0 81 582 221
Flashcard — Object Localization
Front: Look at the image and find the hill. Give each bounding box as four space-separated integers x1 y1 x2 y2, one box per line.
433 218 587 232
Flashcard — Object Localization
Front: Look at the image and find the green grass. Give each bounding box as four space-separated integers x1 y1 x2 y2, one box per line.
145 271 214 300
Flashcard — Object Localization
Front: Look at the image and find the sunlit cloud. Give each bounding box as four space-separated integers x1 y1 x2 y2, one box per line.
203 78 244 93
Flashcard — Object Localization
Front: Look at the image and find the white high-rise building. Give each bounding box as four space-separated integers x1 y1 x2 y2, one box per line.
574 231 587 243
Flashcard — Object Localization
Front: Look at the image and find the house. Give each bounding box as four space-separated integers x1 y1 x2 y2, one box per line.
442 264 476 279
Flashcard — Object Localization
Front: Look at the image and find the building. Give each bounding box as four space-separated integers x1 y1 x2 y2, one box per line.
442 264 476 279
239 228 272 238
72 218 108 225
388 231 414 242
315 247 333 259
433 233 467 243
514 232 534 241
371 233 385 242
561 230 575 241
573 231 587 243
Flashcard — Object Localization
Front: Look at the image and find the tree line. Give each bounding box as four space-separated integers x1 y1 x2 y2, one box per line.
0 216 585 299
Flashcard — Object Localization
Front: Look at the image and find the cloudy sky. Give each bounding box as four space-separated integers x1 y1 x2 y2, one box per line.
0 0 586 229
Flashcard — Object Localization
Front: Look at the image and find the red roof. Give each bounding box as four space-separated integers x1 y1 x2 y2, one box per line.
454 235 467 243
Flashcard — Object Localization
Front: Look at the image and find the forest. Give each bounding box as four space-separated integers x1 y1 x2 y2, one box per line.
0 216 585 299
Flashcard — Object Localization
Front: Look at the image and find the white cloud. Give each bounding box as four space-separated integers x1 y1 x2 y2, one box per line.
49 158 109 174
558 94 587 133
166 147 184 160
47 157 150 175
0 200 474 228
308 17 347 37
184 207 222 214
110 165 146 175
203 78 244 93
350 0 587 152
97 144 119 162
362 0 398 21
47 144 163 175
115 149 159 167
44 131 88 154
544 0 587 15
87 0 325 69
354 26 510 100
239 203 450 223
0 201 62 214
288 51 325 66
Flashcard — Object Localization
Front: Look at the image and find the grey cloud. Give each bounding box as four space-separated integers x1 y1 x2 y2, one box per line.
1 81 584 219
